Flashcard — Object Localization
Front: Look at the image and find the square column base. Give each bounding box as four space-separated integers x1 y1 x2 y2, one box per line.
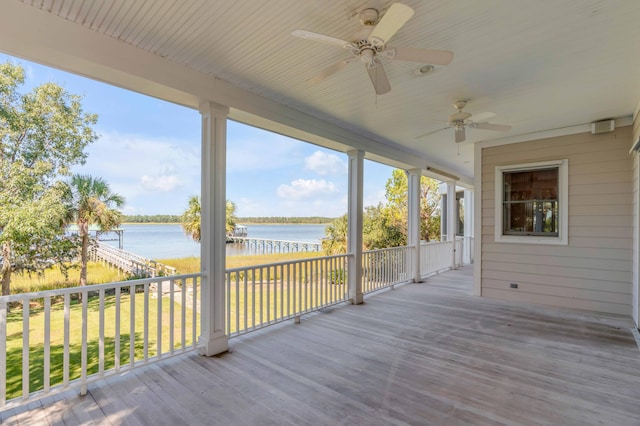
198 332 229 356
350 293 364 305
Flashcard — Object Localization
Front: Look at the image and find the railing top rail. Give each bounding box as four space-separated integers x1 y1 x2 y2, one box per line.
225 253 350 273
420 240 451 246
0 273 202 303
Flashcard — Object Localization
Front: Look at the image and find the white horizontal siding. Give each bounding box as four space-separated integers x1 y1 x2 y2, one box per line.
481 126 633 315
633 114 640 326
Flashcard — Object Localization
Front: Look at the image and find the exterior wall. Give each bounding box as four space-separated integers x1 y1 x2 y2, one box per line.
481 126 633 315
633 109 640 326
633 150 639 325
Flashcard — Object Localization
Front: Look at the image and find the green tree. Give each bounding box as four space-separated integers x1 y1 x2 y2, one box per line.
0 62 98 295
180 196 238 242
321 169 442 253
67 175 125 287
226 200 238 234
322 214 348 255
381 169 441 244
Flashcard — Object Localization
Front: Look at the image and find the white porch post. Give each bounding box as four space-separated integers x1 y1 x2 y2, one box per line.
408 169 422 282
463 189 474 264
347 150 364 305
446 180 457 270
198 100 229 356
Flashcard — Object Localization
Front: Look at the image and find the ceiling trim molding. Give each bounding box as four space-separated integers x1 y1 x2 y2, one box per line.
476 116 633 149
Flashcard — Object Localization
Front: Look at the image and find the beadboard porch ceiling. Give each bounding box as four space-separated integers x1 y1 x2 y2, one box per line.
3 0 640 182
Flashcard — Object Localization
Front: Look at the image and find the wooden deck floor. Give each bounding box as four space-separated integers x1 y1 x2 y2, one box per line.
3 266 640 425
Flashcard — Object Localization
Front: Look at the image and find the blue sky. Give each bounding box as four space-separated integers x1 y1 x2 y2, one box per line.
2 53 395 217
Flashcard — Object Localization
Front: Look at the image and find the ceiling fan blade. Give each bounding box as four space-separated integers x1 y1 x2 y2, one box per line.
307 58 355 84
366 62 391 95
368 3 414 47
471 122 512 132
455 126 466 143
469 111 496 123
291 30 352 48
389 46 453 65
415 127 450 139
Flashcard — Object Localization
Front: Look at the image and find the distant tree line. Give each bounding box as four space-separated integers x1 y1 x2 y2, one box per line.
237 216 334 224
123 214 181 223
123 215 334 224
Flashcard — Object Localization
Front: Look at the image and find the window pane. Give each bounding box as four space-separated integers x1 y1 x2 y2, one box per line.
502 168 559 236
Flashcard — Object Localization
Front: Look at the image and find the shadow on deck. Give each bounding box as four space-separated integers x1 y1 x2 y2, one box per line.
3 266 640 425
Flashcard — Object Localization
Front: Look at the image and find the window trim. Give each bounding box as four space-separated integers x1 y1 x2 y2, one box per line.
494 159 568 245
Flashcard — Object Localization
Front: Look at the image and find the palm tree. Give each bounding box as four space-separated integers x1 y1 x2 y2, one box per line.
181 196 238 242
68 175 125 287
181 195 201 242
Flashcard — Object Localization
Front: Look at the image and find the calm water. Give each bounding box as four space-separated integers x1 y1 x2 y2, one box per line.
102 223 328 260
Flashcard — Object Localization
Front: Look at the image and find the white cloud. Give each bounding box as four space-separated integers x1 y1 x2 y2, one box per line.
277 179 338 199
304 151 347 176
72 131 200 213
140 174 182 192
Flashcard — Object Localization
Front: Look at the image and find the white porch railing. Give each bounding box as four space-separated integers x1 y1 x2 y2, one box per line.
225 254 349 337
0 241 471 407
0 274 200 407
363 246 412 294
420 241 453 275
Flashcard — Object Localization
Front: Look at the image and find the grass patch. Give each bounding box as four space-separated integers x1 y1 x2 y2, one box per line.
10 262 125 294
158 251 323 275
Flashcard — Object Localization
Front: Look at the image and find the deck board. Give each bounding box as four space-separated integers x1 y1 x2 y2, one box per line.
3 266 640 425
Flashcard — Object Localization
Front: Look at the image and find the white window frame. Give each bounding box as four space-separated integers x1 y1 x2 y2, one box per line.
494 159 568 245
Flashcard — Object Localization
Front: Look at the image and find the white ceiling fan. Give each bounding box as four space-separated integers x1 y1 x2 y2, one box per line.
292 3 453 95
417 100 512 143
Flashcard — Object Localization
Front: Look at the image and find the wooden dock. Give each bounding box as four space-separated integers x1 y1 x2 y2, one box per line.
91 242 176 277
227 237 322 254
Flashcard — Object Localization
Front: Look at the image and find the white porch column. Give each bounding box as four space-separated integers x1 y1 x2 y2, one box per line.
407 169 422 282
463 189 474 264
446 180 457 270
198 100 229 356
347 150 364 305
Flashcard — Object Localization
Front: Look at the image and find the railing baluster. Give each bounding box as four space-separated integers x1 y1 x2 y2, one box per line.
170 279 175 355
64 294 70 387
280 264 284 319
157 279 162 360
192 277 197 349
22 299 29 400
115 287 121 371
143 283 149 362
266 266 271 324
259 267 264 328
226 271 231 336
292 263 297 316
286 263 291 318
43 296 50 393
99 289 105 377
80 291 88 396
130 284 136 368
181 279 186 351
235 271 240 335
251 269 256 330
243 270 248 334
